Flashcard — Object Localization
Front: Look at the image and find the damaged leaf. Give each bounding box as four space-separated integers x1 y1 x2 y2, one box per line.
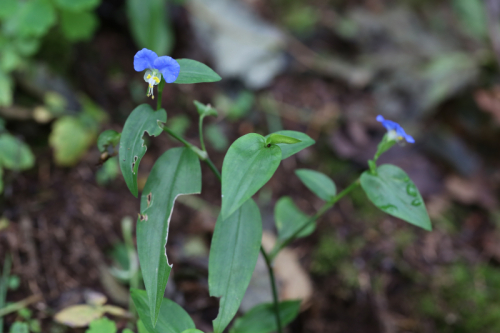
118 104 166 197
136 147 201 326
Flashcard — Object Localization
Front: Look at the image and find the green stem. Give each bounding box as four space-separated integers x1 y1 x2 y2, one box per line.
269 179 360 260
199 115 207 152
260 247 283 333
156 79 165 111
0 294 41 317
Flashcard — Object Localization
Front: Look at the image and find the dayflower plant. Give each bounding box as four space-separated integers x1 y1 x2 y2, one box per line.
133 48 180 99
376 115 415 143
96 50 432 333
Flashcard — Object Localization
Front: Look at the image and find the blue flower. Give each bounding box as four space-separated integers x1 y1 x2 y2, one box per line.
376 115 415 143
134 48 180 99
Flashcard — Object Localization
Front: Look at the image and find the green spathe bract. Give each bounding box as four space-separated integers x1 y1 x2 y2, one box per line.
137 147 201 326
275 196 315 241
221 133 281 220
264 130 315 160
360 164 431 231
209 199 263 333
230 300 301 333
118 104 166 198
175 59 222 84
295 169 336 201
131 289 196 333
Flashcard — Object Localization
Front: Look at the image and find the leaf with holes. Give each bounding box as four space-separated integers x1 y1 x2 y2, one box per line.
221 133 281 220
275 196 315 242
209 199 262 333
119 104 166 197
295 169 336 201
131 289 195 333
230 300 301 333
264 130 315 160
137 147 201 326
360 164 431 231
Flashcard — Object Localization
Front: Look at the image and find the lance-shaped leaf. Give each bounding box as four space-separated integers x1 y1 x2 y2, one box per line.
221 133 281 220
264 130 315 160
137 147 201 326
119 104 166 197
230 300 301 333
131 289 195 333
275 196 315 242
209 199 263 333
295 169 336 201
360 164 431 231
175 59 221 84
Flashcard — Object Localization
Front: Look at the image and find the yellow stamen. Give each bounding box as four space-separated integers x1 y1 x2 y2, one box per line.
147 74 152 79
153 77 160 84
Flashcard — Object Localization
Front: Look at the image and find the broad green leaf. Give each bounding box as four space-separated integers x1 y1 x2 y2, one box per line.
230 300 301 333
209 199 263 333
0 69 13 107
181 330 204 333
97 130 121 153
295 169 336 201
9 322 29 333
360 164 431 231
4 0 56 38
49 116 94 166
118 104 166 197
85 318 117 333
60 10 98 41
175 59 222 84
221 133 281 220
131 289 195 333
54 0 100 11
13 37 40 57
137 147 201 326
123 330 134 333
126 0 173 55
0 134 34 170
264 130 314 160
275 196 315 242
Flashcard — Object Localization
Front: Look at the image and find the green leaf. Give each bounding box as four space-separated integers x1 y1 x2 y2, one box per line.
194 100 218 117
49 116 94 166
54 0 100 11
131 289 195 333
275 196 314 242
9 322 29 333
97 130 121 153
264 130 314 160
0 69 13 107
205 124 228 152
175 59 222 84
85 318 117 333
137 147 201 326
126 0 173 55
4 0 56 38
181 330 204 333
60 10 99 41
0 134 35 170
295 169 336 201
453 0 487 39
118 104 166 197
265 134 301 145
0 167 3 193
209 199 263 333
123 329 134 333
0 0 17 20
360 164 431 231
221 133 281 220
230 300 301 333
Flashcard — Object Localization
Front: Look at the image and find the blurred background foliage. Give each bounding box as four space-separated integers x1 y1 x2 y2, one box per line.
2 0 500 332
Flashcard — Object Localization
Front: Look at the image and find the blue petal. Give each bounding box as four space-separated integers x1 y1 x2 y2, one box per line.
153 56 180 83
134 49 158 72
